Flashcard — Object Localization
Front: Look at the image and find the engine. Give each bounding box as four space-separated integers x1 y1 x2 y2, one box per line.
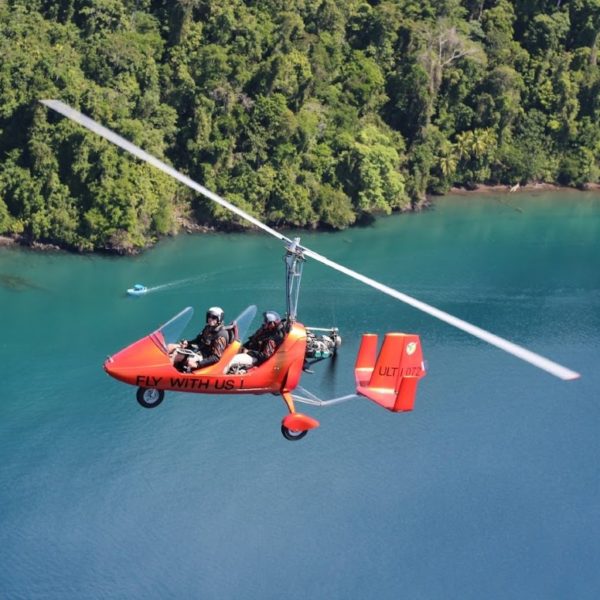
305 327 342 360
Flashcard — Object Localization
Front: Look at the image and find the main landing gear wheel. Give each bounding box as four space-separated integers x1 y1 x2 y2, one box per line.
136 387 164 409
281 424 308 441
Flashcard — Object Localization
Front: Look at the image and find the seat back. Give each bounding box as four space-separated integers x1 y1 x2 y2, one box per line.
223 323 238 344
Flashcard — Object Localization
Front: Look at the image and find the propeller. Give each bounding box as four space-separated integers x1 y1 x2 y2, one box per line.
40 99 581 381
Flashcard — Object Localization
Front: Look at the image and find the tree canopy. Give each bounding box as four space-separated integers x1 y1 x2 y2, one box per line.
1 0 598 251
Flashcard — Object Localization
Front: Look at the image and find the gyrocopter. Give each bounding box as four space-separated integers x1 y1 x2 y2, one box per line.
41 100 580 441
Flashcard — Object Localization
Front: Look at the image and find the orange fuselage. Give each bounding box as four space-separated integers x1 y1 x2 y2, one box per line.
104 322 307 396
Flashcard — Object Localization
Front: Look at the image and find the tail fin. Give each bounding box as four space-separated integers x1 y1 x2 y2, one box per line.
354 333 425 412
355 333 378 387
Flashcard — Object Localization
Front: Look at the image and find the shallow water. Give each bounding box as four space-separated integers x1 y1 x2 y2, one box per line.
1 192 599 599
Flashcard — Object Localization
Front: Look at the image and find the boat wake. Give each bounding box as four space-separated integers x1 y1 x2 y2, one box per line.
138 265 248 295
142 275 206 294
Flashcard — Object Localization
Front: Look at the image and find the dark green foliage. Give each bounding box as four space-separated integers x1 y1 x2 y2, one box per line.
0 1 177 251
0 0 598 251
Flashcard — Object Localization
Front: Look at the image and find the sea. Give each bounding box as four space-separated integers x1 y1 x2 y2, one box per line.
0 192 599 600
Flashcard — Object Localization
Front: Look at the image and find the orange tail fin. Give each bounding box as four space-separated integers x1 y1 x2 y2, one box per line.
354 333 426 412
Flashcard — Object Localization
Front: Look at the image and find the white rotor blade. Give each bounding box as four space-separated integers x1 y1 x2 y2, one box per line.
303 247 580 381
40 100 290 244
41 99 580 381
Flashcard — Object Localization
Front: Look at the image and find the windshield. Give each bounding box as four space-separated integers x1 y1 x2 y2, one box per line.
155 306 194 347
233 305 257 340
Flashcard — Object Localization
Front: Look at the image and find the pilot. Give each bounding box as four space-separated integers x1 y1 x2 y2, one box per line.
169 306 229 372
227 310 285 373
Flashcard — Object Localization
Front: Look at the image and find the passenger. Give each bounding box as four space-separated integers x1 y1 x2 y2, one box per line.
168 306 229 372
227 311 285 373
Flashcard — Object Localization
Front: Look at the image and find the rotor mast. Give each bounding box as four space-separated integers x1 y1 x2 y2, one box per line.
284 237 305 323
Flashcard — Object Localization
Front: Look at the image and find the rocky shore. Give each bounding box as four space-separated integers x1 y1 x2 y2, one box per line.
448 181 600 195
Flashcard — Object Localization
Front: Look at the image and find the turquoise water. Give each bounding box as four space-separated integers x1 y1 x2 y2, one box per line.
1 192 599 599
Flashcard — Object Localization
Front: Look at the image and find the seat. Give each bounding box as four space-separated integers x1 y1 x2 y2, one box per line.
223 323 238 345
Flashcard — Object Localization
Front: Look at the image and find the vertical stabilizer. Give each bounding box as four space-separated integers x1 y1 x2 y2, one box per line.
354 334 378 387
355 333 425 412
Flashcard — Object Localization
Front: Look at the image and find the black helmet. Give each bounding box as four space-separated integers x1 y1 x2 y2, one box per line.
263 310 281 325
206 306 224 325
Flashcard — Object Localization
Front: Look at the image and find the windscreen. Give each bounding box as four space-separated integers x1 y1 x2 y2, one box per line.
155 306 194 347
233 305 257 340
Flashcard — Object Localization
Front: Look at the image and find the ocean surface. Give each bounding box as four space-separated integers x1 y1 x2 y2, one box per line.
1 192 599 599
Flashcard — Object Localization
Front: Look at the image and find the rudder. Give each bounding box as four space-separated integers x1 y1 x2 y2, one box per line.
354 333 378 388
355 333 425 412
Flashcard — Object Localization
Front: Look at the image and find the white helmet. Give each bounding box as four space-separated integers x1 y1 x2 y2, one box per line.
206 306 224 325
263 311 281 325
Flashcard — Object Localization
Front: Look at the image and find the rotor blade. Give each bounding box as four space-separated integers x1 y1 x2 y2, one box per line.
40 99 291 245
302 247 580 381
41 100 580 381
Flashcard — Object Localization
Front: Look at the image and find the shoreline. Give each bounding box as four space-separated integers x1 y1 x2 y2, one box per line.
446 181 600 195
2 182 599 253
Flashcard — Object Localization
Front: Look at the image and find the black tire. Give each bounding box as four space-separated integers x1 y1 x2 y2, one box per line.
136 387 165 409
281 424 308 441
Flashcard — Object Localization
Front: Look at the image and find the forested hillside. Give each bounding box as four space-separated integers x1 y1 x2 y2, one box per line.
0 0 598 252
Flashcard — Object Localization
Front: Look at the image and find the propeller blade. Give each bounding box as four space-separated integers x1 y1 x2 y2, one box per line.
40 100 580 381
302 248 579 381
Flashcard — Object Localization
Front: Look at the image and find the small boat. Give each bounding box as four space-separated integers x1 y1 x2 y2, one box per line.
127 283 147 297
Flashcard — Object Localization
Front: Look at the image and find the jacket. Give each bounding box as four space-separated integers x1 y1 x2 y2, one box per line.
189 324 229 368
245 323 285 365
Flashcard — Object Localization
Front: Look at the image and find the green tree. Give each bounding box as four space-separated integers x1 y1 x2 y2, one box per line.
340 125 409 214
1 0 599 251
